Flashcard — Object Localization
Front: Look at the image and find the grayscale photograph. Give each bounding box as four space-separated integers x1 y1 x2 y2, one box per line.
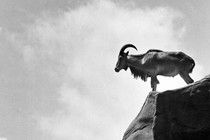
0 0 210 140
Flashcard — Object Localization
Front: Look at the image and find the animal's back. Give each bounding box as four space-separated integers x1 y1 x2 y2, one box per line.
146 51 194 63
142 50 195 75
146 49 163 53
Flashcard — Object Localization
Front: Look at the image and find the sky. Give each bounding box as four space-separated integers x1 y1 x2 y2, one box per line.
0 0 209 140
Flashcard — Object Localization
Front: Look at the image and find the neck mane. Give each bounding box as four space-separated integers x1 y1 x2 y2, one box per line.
129 66 148 81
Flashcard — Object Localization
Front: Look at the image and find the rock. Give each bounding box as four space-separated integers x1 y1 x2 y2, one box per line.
123 91 157 140
123 75 210 140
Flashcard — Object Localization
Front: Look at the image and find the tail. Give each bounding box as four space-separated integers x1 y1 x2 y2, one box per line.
189 59 195 73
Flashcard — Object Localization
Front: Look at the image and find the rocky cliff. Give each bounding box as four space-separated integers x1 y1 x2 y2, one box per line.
123 75 210 140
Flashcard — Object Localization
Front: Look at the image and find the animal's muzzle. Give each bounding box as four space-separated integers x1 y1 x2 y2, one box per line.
115 68 120 72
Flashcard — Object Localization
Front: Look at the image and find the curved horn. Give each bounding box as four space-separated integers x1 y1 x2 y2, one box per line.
119 44 138 55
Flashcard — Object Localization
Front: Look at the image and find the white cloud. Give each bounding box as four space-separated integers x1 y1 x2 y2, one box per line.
20 0 203 140
0 137 7 140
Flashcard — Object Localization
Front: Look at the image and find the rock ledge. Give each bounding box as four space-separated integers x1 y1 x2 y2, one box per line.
123 75 210 140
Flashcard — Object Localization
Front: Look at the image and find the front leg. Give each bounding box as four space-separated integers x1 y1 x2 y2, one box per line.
151 76 159 91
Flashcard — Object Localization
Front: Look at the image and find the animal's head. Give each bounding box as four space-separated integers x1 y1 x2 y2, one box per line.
115 44 138 72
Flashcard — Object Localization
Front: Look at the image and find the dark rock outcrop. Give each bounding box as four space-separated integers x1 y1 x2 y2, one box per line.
123 75 210 140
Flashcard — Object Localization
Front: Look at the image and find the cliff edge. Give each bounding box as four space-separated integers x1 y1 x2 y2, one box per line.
123 75 210 140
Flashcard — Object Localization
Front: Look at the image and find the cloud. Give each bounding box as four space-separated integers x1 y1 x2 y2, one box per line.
20 0 203 140
0 137 7 140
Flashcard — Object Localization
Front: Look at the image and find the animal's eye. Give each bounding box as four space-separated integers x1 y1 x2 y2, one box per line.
119 56 124 60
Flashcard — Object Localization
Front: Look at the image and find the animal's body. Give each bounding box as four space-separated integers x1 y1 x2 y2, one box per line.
115 44 195 91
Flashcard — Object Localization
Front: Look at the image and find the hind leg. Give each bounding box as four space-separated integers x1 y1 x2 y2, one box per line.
179 72 194 84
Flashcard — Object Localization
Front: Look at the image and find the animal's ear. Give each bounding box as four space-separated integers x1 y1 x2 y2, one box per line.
125 51 129 56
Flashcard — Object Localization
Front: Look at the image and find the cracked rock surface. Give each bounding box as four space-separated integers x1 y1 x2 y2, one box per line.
123 75 210 140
